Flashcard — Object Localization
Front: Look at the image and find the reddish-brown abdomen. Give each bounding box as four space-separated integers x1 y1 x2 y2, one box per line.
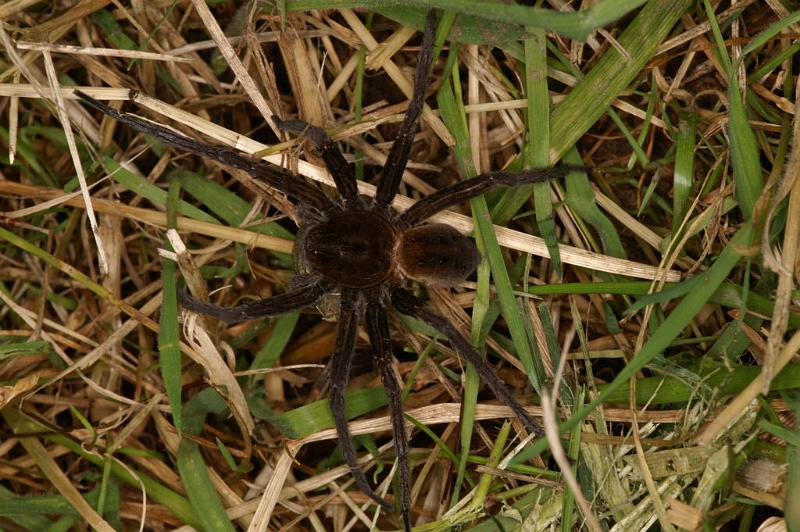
396 224 479 286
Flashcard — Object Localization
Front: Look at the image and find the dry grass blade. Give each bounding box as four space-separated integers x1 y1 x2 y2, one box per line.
188 0 280 137
762 90 800 393
16 41 193 62
41 49 109 274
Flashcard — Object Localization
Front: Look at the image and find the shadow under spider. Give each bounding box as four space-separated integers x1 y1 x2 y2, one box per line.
76 10 588 531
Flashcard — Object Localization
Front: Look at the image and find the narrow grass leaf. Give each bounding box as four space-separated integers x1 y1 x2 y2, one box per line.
527 30 561 275
741 11 800 59
249 311 300 371
672 113 695 234
176 171 295 240
563 152 626 258
271 387 388 439
292 1 649 41
175 389 235 532
608 108 650 167
91 10 137 50
159 180 182 433
561 390 583 532
438 66 540 391
176 440 236 532
100 156 217 223
759 421 800 447
637 167 661 217
472 420 511 511
599 362 800 406
702 0 763 219
452 243 490 505
726 81 764 220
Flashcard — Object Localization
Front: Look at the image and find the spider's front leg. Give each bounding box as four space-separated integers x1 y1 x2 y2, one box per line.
391 288 544 437
74 90 336 214
329 289 395 512
275 118 359 204
397 165 590 229
374 10 439 208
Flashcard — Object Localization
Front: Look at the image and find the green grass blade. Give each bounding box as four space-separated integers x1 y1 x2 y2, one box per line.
672 112 696 234
289 1 648 41
159 180 182 433
176 439 236 532
563 154 626 258
599 362 800 406
176 171 295 240
271 387 388 439
437 65 540 391
249 312 301 371
741 10 800 59
452 231 491 506
526 30 561 275
176 390 236 531
99 156 218 223
702 0 763 220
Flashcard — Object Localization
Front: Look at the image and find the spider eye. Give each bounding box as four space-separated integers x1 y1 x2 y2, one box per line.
397 224 480 287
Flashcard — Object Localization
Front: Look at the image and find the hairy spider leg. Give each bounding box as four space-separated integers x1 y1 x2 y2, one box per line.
74 91 336 214
365 300 412 531
392 288 544 437
328 289 395 511
374 11 438 208
275 118 359 205
398 165 591 229
177 276 330 324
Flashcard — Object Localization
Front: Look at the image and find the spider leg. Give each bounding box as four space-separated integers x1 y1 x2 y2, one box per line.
365 300 412 532
75 91 336 214
391 288 544 437
178 276 330 324
275 118 359 204
329 289 395 512
374 11 438 208
397 165 589 229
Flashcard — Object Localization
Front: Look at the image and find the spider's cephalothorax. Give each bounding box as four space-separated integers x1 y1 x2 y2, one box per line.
300 209 399 288
77 10 587 531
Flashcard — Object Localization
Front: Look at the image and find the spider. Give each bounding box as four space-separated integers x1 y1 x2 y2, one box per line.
76 10 585 530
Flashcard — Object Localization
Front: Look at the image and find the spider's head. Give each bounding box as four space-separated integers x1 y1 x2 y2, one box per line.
298 210 400 288
396 223 480 287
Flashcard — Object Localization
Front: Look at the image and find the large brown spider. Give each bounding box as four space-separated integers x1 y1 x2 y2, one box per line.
77 10 585 530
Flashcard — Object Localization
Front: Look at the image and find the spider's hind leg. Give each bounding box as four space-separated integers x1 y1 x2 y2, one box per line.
329 289 396 513
178 275 330 324
365 299 412 531
391 288 544 437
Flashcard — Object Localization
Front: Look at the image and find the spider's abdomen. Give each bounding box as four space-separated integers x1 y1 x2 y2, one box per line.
301 211 398 288
397 224 480 287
